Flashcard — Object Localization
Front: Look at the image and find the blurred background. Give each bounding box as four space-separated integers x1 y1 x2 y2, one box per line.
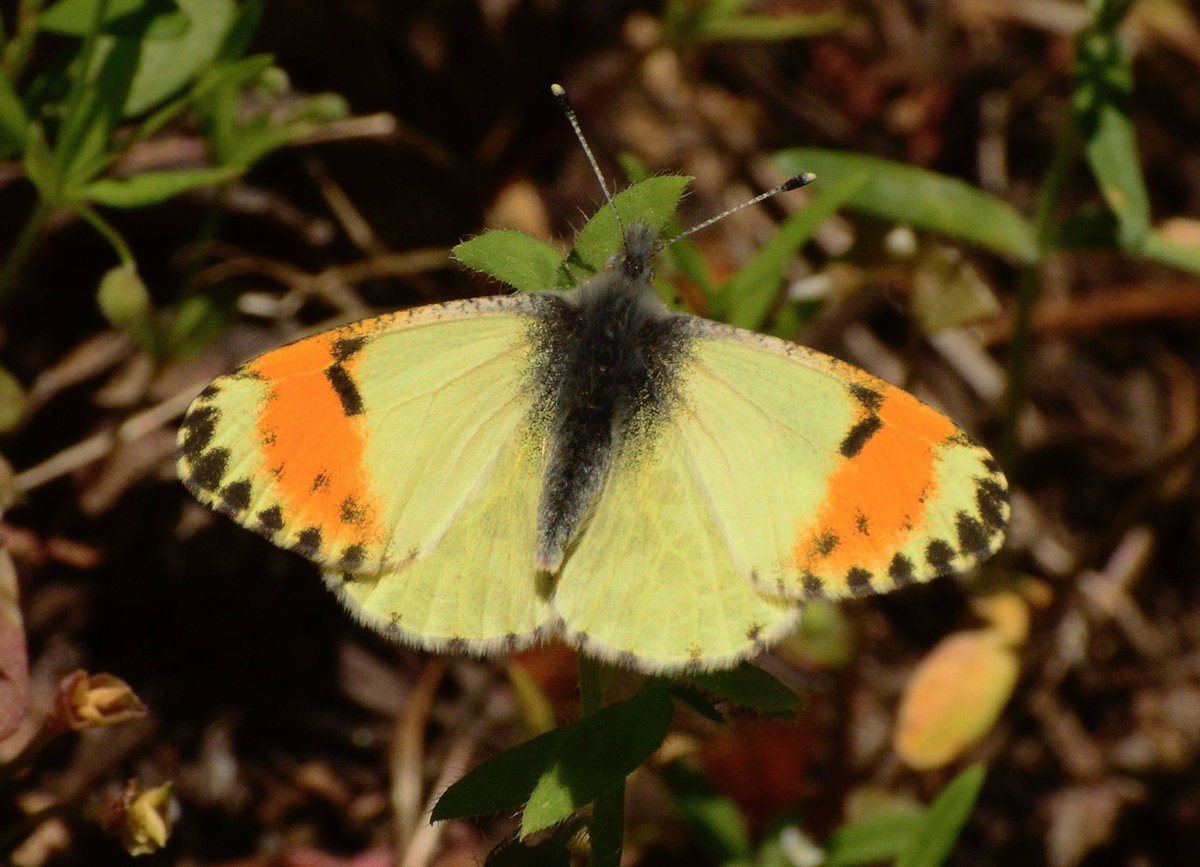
1 0 1200 864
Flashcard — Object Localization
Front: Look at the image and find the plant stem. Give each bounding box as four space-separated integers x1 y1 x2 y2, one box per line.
2 0 47 83
75 204 135 267
0 200 52 304
1000 121 1078 473
578 654 624 867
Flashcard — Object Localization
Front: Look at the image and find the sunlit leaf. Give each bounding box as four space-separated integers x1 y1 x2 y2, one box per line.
775 149 1038 262
567 175 692 279
84 166 241 207
452 230 563 293
826 812 921 867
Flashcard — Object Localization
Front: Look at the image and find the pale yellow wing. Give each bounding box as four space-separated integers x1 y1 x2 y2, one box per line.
178 295 557 651
676 320 1009 601
550 413 800 674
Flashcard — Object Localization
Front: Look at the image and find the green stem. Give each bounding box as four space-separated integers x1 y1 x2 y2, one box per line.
0 200 52 303
999 121 1078 473
578 654 624 867
75 204 135 266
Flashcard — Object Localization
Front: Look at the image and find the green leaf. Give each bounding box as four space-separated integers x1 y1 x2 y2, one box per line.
775 149 1038 263
83 165 242 207
23 124 60 203
453 230 564 293
215 0 264 62
0 70 29 155
123 0 237 116
664 764 752 863
56 38 141 189
520 684 674 836
1142 230 1200 275
1072 26 1149 250
721 170 867 330
1089 0 1136 30
566 175 693 279
894 765 986 867
691 11 845 41
685 663 802 717
40 0 188 38
432 727 569 821
825 812 922 867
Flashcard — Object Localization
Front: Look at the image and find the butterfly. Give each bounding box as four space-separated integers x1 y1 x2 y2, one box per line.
177 86 1008 674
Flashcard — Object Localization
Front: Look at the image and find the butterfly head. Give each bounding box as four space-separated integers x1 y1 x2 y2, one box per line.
613 222 657 285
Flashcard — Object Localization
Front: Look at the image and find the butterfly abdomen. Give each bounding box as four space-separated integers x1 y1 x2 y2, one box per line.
530 261 692 572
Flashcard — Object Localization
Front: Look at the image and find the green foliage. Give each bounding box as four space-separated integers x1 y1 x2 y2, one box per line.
432 682 673 832
452 230 564 294
683 663 803 718
662 0 845 42
894 765 986 867
0 0 346 307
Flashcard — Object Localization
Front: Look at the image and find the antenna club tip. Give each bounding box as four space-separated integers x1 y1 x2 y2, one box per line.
782 172 817 192
551 83 566 97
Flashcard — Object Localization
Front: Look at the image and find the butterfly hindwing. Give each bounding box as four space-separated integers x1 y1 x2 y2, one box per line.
553 409 800 673
676 320 1009 602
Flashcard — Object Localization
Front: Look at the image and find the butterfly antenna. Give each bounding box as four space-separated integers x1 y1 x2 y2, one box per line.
551 83 627 243
655 171 817 253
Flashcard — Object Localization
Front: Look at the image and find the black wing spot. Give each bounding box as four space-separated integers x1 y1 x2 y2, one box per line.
220 479 253 512
294 527 323 558
257 505 285 534
339 543 366 572
197 382 222 401
814 530 840 557
189 447 230 492
926 539 955 572
975 478 1008 530
982 458 1001 476
179 406 219 458
325 364 364 416
956 511 991 557
340 496 367 525
888 553 916 587
802 572 824 599
846 567 873 596
849 383 884 412
311 473 330 492
855 511 870 536
331 335 368 362
745 622 764 642
840 415 883 458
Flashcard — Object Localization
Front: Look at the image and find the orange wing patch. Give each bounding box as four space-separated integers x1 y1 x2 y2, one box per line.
248 332 384 569
791 380 956 597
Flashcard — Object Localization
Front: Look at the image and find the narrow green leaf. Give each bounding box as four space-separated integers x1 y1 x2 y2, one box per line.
519 684 674 836
664 764 753 863
825 812 922 867
775 149 1038 262
722 170 867 330
1141 230 1200 275
432 727 569 821
56 38 141 188
686 663 802 717
216 0 264 61
693 11 845 41
1072 26 1149 250
84 165 242 207
0 70 29 155
894 765 986 867
452 230 564 293
123 0 237 116
566 175 693 279
23 124 61 203
40 0 186 37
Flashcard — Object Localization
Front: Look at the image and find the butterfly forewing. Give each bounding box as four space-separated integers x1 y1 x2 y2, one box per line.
676 320 1009 602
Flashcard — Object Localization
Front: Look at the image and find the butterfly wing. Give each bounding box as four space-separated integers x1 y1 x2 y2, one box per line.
676 320 1009 601
178 295 556 650
552 412 800 674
